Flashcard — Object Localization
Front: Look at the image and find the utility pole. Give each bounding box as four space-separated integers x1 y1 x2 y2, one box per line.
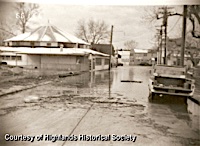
108 25 113 99
156 30 160 64
109 25 113 70
160 26 163 64
159 25 163 64
157 6 174 65
156 25 163 64
180 5 187 67
163 7 168 65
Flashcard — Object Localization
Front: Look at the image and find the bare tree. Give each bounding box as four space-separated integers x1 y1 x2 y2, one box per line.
188 5 200 38
0 2 16 45
15 2 40 33
124 40 138 50
141 6 160 25
76 19 110 44
0 21 16 45
142 5 200 39
186 34 200 48
0 2 40 45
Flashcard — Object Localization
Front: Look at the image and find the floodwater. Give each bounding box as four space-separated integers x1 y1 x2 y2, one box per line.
0 66 199 146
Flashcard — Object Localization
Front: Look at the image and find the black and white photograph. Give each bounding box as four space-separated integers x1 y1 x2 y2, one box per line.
0 0 200 145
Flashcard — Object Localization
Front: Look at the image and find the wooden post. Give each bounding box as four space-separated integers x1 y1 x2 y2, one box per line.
181 5 187 67
109 25 113 99
109 25 113 70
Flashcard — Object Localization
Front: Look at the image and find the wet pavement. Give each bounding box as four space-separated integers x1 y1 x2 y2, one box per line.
0 66 199 146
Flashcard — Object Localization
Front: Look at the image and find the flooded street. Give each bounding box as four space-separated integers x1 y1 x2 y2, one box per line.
0 66 199 146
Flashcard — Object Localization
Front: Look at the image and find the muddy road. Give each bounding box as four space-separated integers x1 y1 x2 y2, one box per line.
0 66 199 146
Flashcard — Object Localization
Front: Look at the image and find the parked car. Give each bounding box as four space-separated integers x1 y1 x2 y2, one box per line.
117 63 123 66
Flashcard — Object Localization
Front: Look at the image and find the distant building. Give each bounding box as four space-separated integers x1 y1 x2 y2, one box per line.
90 44 115 56
166 37 200 66
129 49 157 65
117 49 130 65
90 43 117 67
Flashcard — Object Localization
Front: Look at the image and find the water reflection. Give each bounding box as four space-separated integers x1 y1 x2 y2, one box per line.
53 67 199 120
110 66 151 103
55 70 114 98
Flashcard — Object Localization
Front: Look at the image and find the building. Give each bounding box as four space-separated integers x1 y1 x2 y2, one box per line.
0 25 110 72
166 38 200 66
129 49 157 65
117 49 130 65
0 47 109 72
91 44 115 56
90 43 117 67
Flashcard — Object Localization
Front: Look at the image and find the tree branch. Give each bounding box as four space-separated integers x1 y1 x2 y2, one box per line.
0 27 16 36
76 18 109 44
189 16 200 38
15 2 40 33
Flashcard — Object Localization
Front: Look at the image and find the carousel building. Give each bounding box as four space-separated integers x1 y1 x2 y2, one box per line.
0 25 109 72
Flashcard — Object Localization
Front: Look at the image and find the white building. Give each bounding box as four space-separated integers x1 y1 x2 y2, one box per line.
0 47 109 72
117 50 130 65
129 49 157 65
0 24 110 72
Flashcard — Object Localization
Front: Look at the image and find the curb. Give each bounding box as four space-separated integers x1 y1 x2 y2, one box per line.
188 96 200 105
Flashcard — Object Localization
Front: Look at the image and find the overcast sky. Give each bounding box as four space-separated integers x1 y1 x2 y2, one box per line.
38 4 158 49
1 0 199 49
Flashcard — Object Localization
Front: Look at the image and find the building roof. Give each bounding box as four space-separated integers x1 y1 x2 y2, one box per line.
133 49 148 53
91 44 115 55
4 25 89 45
0 47 109 57
117 50 130 56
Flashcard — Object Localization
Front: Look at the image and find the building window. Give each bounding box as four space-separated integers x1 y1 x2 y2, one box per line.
11 56 16 60
16 41 20 46
105 59 110 65
16 56 22 60
31 42 35 47
66 43 74 48
1 55 22 61
5 56 11 60
47 43 51 46
96 58 102 65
